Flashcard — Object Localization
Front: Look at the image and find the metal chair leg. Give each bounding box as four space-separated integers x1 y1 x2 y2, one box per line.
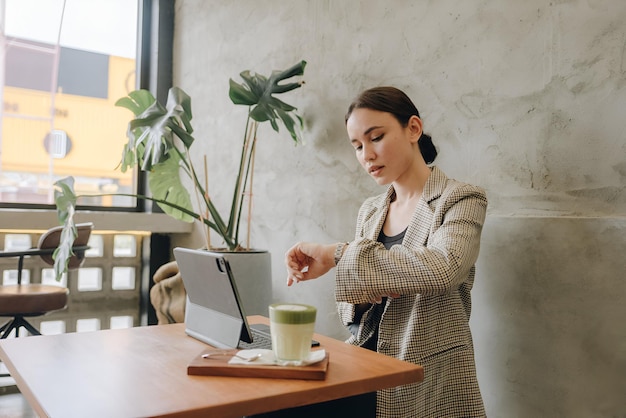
0 319 17 339
0 320 11 335
17 318 41 336
0 317 42 339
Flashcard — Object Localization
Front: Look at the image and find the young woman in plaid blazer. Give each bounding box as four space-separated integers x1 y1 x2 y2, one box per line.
286 86 487 417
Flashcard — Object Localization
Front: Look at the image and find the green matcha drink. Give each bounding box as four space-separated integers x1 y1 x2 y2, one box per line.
269 303 317 366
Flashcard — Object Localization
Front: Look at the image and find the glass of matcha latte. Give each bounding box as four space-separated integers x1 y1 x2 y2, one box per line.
269 303 317 366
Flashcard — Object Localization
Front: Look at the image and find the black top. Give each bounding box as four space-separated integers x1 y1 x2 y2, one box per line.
378 228 406 250
348 228 407 351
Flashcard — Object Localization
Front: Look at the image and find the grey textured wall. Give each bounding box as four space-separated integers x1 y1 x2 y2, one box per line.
172 1 626 415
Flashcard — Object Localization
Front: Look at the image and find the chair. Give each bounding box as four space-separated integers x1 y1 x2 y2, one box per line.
0 222 93 339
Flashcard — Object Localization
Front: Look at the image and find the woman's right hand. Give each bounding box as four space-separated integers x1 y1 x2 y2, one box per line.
285 242 337 286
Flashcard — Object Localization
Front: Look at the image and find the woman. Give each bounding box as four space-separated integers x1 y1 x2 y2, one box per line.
285 86 487 417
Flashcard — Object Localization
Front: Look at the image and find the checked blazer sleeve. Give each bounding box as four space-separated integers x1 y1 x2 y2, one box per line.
335 167 487 305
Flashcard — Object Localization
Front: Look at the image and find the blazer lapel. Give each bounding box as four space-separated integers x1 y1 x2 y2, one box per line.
403 167 447 247
359 187 393 240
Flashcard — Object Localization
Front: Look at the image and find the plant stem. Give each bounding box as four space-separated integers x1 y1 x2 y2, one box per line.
186 147 210 250
204 155 211 250
246 130 257 250
235 119 258 249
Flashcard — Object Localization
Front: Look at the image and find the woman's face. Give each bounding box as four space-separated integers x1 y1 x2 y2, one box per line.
346 108 422 186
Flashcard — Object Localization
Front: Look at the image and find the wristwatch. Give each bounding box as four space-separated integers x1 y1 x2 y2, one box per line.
334 242 349 266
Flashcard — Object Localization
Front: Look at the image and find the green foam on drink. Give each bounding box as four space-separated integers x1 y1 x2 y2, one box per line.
269 303 317 324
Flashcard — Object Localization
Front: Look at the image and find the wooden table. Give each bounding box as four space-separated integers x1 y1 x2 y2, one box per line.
0 316 423 417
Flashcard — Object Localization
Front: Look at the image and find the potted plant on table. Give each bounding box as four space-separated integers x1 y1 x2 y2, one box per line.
52 60 307 314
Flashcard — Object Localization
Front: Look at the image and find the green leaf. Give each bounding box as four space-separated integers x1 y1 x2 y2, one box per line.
274 60 308 82
229 78 258 106
54 177 77 225
249 103 273 123
275 107 300 142
239 71 267 97
166 87 194 136
52 177 79 281
266 96 297 112
170 123 195 149
116 87 195 172
148 154 195 222
53 221 77 281
119 142 137 172
115 89 156 116
228 60 306 142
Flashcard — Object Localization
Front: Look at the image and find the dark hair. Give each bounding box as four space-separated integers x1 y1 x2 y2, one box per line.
345 86 437 164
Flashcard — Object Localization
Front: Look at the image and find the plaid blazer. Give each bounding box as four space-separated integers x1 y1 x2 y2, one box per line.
336 166 487 418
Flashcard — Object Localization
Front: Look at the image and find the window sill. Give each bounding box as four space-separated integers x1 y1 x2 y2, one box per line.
0 209 193 234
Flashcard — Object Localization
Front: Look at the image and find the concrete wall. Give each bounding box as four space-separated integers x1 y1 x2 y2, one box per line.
171 1 626 416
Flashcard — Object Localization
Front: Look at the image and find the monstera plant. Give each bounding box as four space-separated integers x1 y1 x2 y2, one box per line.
52 60 307 280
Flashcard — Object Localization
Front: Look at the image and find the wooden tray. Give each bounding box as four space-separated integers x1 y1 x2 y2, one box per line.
187 349 329 380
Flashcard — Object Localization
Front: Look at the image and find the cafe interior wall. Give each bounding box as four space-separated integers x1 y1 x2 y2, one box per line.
170 1 626 416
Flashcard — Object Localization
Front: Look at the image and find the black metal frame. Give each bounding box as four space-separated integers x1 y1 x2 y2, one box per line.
138 0 174 326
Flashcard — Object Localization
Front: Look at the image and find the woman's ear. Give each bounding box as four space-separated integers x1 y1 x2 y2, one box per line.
408 115 423 143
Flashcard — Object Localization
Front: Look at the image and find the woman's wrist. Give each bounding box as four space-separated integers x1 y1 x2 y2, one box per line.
334 242 349 266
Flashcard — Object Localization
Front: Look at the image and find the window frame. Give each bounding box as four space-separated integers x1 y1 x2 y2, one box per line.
0 0 173 214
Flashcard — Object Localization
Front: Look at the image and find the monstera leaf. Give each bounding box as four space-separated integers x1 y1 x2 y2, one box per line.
53 177 79 279
116 87 194 172
147 153 195 222
229 60 306 142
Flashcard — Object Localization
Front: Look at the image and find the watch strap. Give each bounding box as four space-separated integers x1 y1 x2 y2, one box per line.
334 242 348 266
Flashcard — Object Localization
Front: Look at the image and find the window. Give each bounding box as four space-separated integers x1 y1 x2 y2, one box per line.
0 0 140 208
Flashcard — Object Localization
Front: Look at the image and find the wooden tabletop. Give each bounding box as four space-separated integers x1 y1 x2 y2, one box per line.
0 316 423 418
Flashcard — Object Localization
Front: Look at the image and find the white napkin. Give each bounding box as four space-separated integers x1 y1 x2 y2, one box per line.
228 348 326 366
